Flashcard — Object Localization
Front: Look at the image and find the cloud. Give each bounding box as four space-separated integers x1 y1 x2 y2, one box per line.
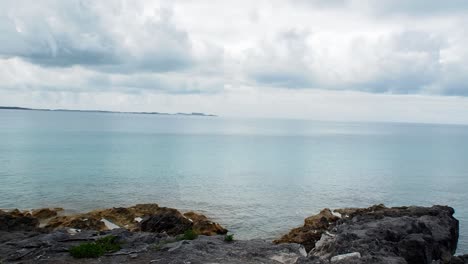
0 0 468 123
0 57 222 95
294 0 468 16
243 29 316 88
0 0 193 72
365 0 468 16
239 28 456 95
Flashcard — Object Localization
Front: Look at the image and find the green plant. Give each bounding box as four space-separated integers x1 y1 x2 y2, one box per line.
178 229 199 240
95 236 121 252
69 242 105 258
69 235 121 258
224 234 234 242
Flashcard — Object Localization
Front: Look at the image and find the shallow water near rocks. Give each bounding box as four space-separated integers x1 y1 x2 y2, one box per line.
1 110 467 253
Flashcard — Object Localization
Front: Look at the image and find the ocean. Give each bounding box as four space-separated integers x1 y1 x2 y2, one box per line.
1 109 467 252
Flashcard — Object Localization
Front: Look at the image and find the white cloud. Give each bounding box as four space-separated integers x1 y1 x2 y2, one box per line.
0 0 468 123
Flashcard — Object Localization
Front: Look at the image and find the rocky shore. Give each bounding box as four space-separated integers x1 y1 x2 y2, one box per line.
1 204 467 263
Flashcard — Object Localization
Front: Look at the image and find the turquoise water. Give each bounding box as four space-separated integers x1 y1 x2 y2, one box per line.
1 110 468 252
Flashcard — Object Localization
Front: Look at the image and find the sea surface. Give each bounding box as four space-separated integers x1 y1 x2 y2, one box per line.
1 110 468 252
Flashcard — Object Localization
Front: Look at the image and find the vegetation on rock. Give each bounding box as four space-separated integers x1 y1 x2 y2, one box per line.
69 235 121 258
224 234 234 242
179 229 199 240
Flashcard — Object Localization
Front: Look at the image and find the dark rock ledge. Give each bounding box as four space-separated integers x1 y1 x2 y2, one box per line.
1 204 467 263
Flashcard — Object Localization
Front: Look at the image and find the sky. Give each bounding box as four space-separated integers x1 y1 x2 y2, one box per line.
1 0 468 124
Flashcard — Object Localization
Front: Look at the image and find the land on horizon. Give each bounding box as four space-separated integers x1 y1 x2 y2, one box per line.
0 106 217 117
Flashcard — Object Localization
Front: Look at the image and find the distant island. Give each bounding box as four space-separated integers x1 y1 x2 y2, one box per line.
0 106 217 117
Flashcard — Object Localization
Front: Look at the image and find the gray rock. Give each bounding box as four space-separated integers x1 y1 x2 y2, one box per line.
0 211 39 232
0 205 465 264
310 205 459 264
150 236 309 264
139 208 193 235
330 252 361 263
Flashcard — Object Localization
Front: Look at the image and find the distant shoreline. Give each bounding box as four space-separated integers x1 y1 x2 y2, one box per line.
0 106 217 117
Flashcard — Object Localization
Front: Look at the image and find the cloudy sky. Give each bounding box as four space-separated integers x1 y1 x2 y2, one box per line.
1 0 468 124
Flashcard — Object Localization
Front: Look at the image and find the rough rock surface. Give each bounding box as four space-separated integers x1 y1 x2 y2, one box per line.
280 205 462 264
45 215 107 231
1 204 466 263
183 211 228 235
43 204 162 231
86 204 161 229
42 204 227 236
0 210 39 231
0 229 308 263
139 207 193 235
274 208 340 251
31 208 62 220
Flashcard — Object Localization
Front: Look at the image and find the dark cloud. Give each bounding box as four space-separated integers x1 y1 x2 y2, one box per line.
0 0 193 72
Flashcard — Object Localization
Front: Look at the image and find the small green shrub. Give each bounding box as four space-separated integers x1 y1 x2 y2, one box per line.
69 242 105 258
95 235 121 252
178 229 198 240
69 235 121 258
224 234 234 242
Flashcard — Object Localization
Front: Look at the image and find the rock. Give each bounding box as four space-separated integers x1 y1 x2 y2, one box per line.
39 204 227 238
153 236 309 264
87 207 138 229
45 215 107 231
0 209 39 231
41 204 162 231
0 229 310 263
308 205 459 264
450 255 468 264
397 233 432 263
333 204 387 219
183 211 228 235
270 251 302 263
8 209 30 217
330 252 361 263
31 208 62 220
0 204 463 263
101 218 121 230
274 208 340 251
139 207 193 235
130 204 161 215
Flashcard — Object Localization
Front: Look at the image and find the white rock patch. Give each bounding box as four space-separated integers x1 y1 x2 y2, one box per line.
270 252 300 264
332 211 342 218
330 252 361 262
101 218 120 230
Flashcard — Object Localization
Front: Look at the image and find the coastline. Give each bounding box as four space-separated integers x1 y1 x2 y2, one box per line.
1 204 467 263
0 106 217 117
